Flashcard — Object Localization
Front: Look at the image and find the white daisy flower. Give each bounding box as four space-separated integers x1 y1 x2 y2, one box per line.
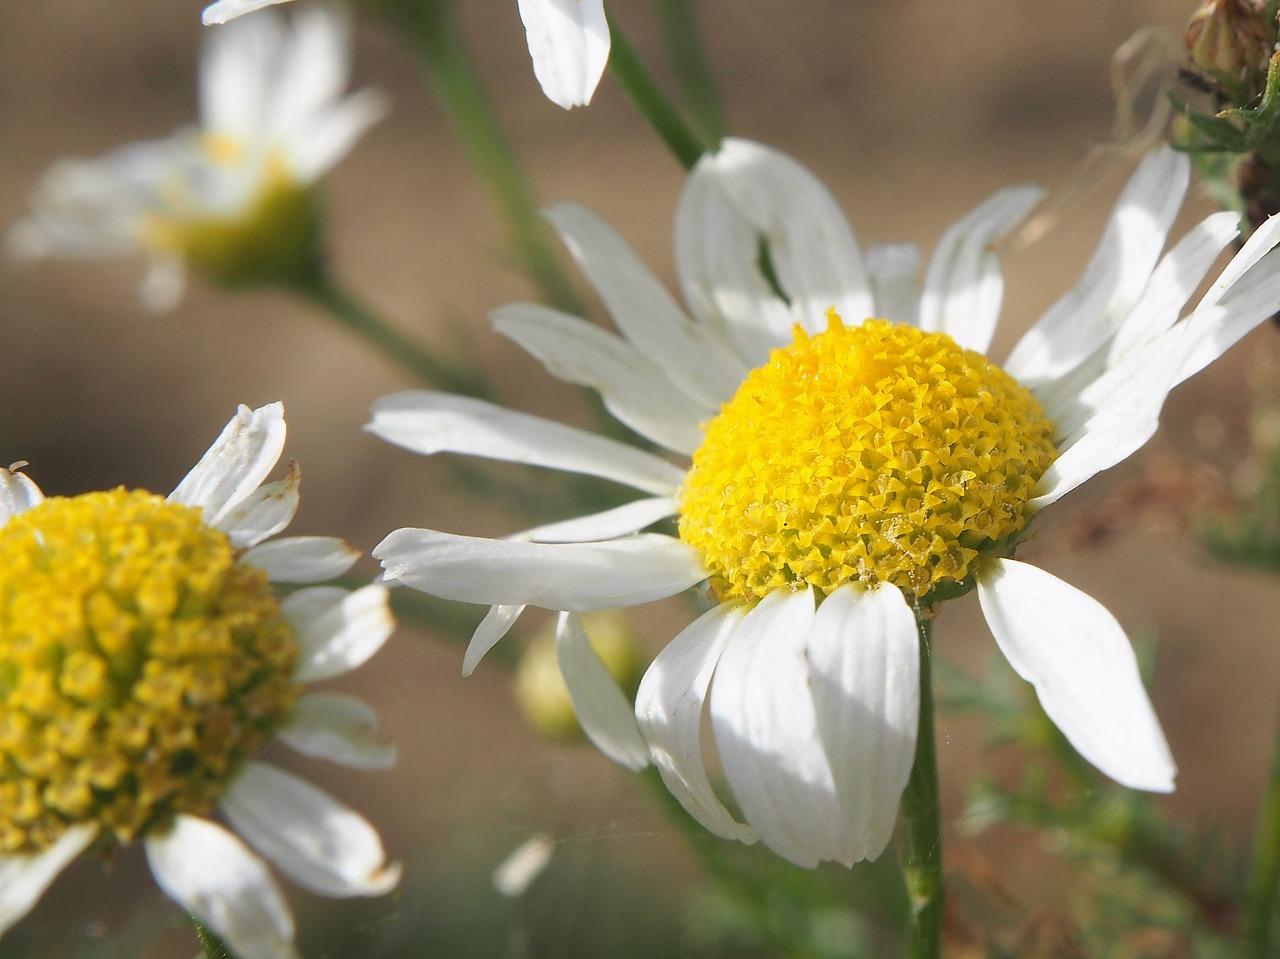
0 403 399 959
369 138 1280 869
201 0 608 110
8 5 385 311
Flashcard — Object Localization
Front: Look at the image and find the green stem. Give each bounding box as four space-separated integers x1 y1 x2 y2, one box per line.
652 0 726 143
606 14 710 170
393 1 582 313
1243 706 1280 959
192 919 234 959
901 611 943 959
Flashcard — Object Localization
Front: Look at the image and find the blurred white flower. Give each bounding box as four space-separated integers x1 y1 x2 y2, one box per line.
9 6 385 310
0 403 399 959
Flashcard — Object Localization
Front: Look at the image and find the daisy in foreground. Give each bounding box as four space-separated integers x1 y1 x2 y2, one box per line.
8 5 384 311
0 404 398 959
370 138 1280 869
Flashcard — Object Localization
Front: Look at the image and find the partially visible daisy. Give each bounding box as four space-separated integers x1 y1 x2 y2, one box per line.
0 403 398 959
201 0 608 110
8 6 384 310
370 138 1280 869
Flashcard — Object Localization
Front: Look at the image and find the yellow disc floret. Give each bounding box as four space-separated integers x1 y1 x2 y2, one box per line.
0 489 299 855
679 311 1057 604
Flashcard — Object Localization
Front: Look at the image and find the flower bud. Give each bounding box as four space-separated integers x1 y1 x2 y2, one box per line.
1185 0 1274 92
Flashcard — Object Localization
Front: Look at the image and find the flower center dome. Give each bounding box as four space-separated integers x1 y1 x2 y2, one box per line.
678 311 1057 604
0 489 299 854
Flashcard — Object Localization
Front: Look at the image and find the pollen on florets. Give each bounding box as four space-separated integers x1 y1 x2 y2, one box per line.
0 489 299 855
678 311 1057 604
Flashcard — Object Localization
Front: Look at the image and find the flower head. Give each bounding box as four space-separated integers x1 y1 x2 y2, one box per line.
8 6 385 310
0 403 398 959
370 139 1280 868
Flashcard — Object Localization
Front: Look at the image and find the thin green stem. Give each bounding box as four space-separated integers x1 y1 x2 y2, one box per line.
192 919 234 959
394 1 582 313
901 611 943 959
1243 706 1280 959
606 14 710 170
652 0 726 143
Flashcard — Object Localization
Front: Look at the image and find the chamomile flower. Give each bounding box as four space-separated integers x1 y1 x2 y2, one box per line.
201 0 608 110
8 6 385 311
370 138 1280 868
0 403 398 959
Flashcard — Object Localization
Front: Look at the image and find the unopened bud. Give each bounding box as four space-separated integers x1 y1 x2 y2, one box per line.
1185 0 1274 91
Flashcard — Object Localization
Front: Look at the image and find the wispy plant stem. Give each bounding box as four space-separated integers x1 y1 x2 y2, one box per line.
901 611 943 959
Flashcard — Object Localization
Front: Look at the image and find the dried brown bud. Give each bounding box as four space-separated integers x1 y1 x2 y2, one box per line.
1186 0 1274 94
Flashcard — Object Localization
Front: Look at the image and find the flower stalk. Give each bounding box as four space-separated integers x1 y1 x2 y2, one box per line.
901 610 943 959
653 0 726 144
1243 706 1280 959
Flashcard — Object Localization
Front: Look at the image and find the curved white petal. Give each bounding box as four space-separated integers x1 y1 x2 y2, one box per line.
146 815 297 959
264 4 351 139
170 403 286 528
1175 245 1280 386
635 602 756 843
202 0 291 26
1197 211 1280 310
492 303 708 454
865 243 921 325
918 184 1045 353
367 392 684 496
374 529 706 611
199 8 282 139
287 88 388 183
710 587 846 868
0 823 97 935
277 692 397 769
516 0 610 109
555 613 650 771
806 583 919 864
221 762 401 898
283 584 394 683
977 559 1175 792
518 496 677 544
492 834 555 897
0 468 43 528
463 603 526 676
217 462 301 549
243 536 360 584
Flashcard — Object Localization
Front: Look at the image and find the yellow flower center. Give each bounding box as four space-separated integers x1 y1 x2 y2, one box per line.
679 311 1058 604
0 489 299 855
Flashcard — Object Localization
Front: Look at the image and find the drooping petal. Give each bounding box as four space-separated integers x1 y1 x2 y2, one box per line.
221 762 401 898
287 88 389 183
918 184 1045 354
555 613 650 771
217 462 301 549
516 0 610 109
375 530 707 611
146 815 297 959
202 0 292 26
1196 211 1280 310
635 602 756 843
977 559 1175 792
463 603 526 677
806 583 919 864
366 392 684 496
0 823 97 935
865 243 921 326
1175 244 1280 386
242 536 360 584
517 496 678 544
0 467 43 528
710 587 847 868
277 692 397 769
283 585 394 683
170 403 286 528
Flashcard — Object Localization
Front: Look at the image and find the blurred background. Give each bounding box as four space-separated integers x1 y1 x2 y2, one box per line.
2 1 1277 956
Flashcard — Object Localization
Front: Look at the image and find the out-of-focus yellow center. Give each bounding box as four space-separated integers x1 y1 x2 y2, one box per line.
0 489 299 855
678 311 1057 604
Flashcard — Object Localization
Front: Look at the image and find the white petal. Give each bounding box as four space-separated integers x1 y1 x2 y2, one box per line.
555 613 650 771
242 536 360 584
277 692 397 769
918 184 1045 353
286 88 388 183
463 604 526 676
710 587 845 868
517 497 677 544
367 391 684 496
199 8 282 139
202 0 292 26
284 585 394 683
0 468 43 528
492 835 554 897
0 823 97 935
806 583 919 864
516 0 610 109
264 4 351 139
635 602 756 843
221 762 401 898
1175 244 1280 385
375 530 706 611
1006 147 1189 383
217 462 301 549
1196 211 1280 310
543 202 748 407
865 243 921 325
169 403 286 528
977 559 1175 792
492 303 708 454
146 815 297 959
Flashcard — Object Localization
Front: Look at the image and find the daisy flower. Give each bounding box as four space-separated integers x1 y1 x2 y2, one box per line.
369 138 1280 868
201 0 608 110
8 5 385 311
0 403 399 959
